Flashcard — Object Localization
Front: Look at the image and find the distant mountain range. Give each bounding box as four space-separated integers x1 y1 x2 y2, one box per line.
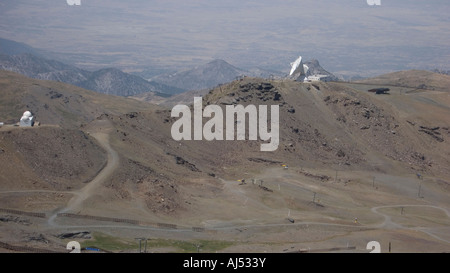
79 67 180 96
0 37 338 97
0 37 46 57
148 59 339 92
149 59 248 92
0 53 182 97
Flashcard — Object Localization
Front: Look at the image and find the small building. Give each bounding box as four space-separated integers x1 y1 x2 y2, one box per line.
368 88 390 94
19 111 35 127
308 74 332 82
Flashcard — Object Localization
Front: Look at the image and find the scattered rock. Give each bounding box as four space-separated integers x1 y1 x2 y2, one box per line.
297 170 331 181
418 126 444 142
411 152 426 161
273 92 282 101
259 185 273 192
170 153 201 172
57 231 92 240
0 215 32 226
126 112 138 119
362 109 371 119
27 233 49 244
48 91 63 99
248 158 282 164
336 149 346 158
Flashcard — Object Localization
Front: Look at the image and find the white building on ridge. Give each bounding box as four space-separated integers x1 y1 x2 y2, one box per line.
19 111 35 127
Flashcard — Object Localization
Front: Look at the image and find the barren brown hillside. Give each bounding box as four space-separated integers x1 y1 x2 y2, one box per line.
76 75 450 221
1 70 450 253
356 70 450 90
0 70 155 127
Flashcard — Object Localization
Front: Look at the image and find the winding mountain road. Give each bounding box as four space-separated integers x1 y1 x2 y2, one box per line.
370 204 450 244
47 130 119 226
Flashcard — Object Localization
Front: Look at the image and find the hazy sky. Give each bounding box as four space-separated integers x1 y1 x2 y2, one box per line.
1 0 449 76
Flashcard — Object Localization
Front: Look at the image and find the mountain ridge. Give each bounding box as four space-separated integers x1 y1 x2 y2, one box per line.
0 53 182 97
150 59 247 92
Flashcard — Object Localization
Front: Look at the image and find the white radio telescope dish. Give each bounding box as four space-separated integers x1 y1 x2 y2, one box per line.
289 56 304 76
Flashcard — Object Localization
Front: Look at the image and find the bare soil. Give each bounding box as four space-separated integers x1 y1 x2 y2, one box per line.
1 71 450 252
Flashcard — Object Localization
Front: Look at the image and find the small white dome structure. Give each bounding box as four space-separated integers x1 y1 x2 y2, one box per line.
23 111 32 118
20 111 35 127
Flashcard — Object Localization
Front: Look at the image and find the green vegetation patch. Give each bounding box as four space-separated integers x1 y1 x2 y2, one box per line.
80 232 138 252
145 238 235 253
81 232 235 253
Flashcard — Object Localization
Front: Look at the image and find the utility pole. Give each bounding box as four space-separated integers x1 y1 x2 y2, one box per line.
136 238 148 253
418 181 422 198
136 238 143 253
195 243 202 253
313 192 316 203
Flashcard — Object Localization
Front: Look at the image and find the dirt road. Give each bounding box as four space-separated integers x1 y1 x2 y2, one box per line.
47 124 119 225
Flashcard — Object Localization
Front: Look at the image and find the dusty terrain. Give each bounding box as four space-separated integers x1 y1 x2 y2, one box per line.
0 70 450 253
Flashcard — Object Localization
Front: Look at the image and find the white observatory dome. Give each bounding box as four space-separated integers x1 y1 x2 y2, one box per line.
23 111 32 118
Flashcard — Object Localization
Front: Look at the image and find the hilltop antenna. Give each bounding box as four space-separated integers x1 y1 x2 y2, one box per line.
289 56 309 82
136 238 143 253
418 181 422 198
